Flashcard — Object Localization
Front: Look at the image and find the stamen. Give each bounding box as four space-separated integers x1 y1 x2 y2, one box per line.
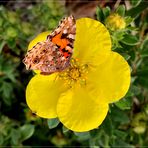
58 58 89 88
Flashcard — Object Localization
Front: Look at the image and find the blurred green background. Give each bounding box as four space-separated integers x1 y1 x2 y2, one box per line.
0 0 148 147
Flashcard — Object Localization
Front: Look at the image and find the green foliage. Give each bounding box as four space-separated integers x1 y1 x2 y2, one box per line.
126 1 148 17
96 7 104 22
47 118 60 129
0 116 34 146
116 5 125 16
0 1 65 147
115 97 132 110
19 124 35 141
121 34 139 45
94 0 148 147
0 0 148 147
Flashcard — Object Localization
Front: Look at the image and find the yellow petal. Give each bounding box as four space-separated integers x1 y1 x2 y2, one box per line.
57 86 108 132
87 51 131 103
73 18 111 64
28 31 50 50
26 74 66 118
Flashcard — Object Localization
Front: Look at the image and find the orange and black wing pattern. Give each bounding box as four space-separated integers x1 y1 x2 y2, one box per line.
23 15 76 75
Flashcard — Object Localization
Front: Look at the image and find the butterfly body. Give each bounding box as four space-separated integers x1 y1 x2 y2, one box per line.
23 15 76 75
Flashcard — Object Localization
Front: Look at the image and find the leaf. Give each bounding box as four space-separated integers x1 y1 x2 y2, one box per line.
113 30 125 41
62 126 69 133
126 26 139 31
120 53 131 60
74 132 91 141
137 77 148 88
140 53 148 58
121 34 139 45
136 69 148 76
113 139 133 147
19 124 35 141
140 36 148 51
126 85 141 97
0 134 4 145
116 5 125 16
101 115 113 136
0 81 13 105
96 7 104 22
130 0 143 6
0 40 5 53
114 130 128 140
110 106 130 124
7 38 16 49
47 118 60 129
115 98 132 110
124 16 134 26
11 129 21 145
102 6 110 18
136 69 148 88
126 2 148 17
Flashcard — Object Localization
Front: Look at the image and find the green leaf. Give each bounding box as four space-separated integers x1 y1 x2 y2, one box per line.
0 17 3 27
96 7 104 22
116 5 125 16
120 53 131 60
0 40 5 53
115 98 132 110
136 69 148 76
114 130 128 140
121 34 139 45
126 26 139 31
19 124 35 141
136 69 148 88
62 126 69 133
101 115 113 136
113 139 133 147
0 134 4 145
47 118 60 129
113 30 125 41
11 129 21 145
131 0 142 6
1 82 11 98
126 2 148 17
140 36 148 51
127 85 141 97
137 77 148 88
102 6 110 18
110 106 130 124
140 53 148 58
74 132 91 141
124 16 134 26
7 38 16 48
140 37 148 58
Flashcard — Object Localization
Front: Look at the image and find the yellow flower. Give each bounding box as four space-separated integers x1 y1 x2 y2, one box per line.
105 13 126 30
26 18 130 132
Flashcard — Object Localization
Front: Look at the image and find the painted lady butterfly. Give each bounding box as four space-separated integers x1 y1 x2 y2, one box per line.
23 15 76 75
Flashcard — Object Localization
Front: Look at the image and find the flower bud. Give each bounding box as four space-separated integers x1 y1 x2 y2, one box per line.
105 13 126 31
133 124 146 134
132 113 147 134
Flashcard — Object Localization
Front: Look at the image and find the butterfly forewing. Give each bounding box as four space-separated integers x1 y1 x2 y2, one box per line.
23 15 76 75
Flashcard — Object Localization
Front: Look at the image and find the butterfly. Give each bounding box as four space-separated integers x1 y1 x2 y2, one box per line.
23 15 76 75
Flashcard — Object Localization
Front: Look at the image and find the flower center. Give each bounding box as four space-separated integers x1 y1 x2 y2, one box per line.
69 68 80 80
58 58 88 87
